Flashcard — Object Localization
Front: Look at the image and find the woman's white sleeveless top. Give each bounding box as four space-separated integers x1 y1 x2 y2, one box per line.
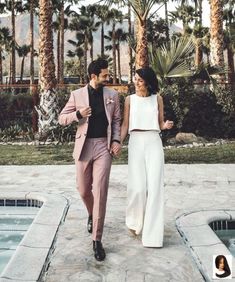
129 94 160 132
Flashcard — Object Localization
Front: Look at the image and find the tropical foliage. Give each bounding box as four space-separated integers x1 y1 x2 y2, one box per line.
0 0 234 140
150 36 195 88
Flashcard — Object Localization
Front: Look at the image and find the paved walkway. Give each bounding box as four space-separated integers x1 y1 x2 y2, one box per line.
1 164 235 282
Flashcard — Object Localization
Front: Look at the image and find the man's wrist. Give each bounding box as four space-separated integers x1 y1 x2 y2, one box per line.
76 110 83 120
112 139 120 144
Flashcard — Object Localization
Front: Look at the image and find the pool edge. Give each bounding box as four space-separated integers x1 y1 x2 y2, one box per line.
0 192 69 282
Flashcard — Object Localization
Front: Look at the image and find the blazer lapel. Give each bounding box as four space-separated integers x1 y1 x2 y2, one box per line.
103 87 111 123
82 85 89 106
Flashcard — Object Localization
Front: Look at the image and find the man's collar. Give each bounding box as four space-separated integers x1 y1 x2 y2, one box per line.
88 83 103 94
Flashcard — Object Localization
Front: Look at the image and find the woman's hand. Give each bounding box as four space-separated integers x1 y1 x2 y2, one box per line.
163 120 174 130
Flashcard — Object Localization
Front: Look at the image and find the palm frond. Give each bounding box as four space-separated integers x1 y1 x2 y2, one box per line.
150 36 195 84
102 0 158 20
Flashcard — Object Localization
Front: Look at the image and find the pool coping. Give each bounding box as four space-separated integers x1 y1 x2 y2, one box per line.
176 209 235 281
0 191 69 282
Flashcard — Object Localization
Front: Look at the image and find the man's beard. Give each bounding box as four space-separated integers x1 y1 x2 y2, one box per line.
97 80 108 87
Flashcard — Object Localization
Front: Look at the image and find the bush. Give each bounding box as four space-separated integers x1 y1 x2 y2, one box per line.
0 93 33 130
0 83 234 142
161 79 235 138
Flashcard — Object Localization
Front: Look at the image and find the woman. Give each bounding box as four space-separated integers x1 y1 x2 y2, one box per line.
121 67 173 247
215 255 231 278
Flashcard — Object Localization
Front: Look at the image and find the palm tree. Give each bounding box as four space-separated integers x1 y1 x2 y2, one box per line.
20 0 39 88
127 3 133 83
27 0 39 87
210 0 225 80
94 4 113 58
6 0 16 84
108 8 123 83
223 2 235 86
105 28 128 83
5 0 24 84
105 0 164 68
52 0 80 84
67 32 85 83
36 0 59 139
16 44 30 82
0 27 12 84
169 5 196 34
116 28 128 83
69 5 101 81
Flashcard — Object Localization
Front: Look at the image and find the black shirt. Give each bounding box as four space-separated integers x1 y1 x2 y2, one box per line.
86 84 109 138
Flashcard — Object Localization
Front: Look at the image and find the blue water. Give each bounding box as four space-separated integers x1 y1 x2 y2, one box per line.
214 229 235 257
0 206 38 274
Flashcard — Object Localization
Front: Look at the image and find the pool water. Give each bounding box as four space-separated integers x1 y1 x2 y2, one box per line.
0 206 39 273
215 229 235 257
214 229 235 257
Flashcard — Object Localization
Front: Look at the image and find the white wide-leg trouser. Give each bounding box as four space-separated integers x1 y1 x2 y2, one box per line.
126 131 164 247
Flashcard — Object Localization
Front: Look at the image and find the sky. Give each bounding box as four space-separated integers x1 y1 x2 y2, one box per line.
0 0 211 27
72 0 211 28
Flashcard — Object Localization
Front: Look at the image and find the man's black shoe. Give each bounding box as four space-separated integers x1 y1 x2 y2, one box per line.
93 240 106 261
87 215 92 233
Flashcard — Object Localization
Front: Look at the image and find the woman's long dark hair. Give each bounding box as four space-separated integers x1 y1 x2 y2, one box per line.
215 255 231 277
136 67 159 95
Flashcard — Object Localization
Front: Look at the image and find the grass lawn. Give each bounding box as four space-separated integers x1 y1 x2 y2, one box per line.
0 143 235 165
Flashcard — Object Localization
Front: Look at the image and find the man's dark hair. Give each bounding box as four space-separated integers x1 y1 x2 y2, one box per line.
88 59 108 78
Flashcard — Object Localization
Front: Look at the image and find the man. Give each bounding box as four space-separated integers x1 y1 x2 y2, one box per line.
59 59 121 261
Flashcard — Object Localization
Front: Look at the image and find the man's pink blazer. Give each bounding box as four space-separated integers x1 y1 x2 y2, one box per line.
58 85 121 160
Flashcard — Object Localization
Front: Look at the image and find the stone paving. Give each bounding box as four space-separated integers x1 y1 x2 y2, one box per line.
0 164 235 282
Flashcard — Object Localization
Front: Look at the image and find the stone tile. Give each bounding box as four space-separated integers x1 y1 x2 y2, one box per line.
178 225 222 247
192 244 232 281
19 222 57 248
0 164 235 282
1 246 48 281
176 210 231 227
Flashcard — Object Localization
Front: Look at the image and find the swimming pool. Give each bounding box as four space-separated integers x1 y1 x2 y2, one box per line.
176 209 235 281
0 192 69 281
210 220 235 257
0 205 39 274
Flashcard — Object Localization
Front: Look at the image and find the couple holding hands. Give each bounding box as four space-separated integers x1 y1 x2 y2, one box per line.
59 59 174 261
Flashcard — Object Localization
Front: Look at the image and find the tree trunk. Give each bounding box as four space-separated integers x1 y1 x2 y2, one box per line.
164 0 170 42
57 29 61 82
195 37 203 66
30 0 34 87
20 56 24 81
198 0 202 26
9 53 12 84
0 48 2 84
227 43 235 88
112 21 117 84
135 19 149 69
11 0 16 84
37 0 58 139
84 36 88 83
39 0 56 90
117 42 121 84
128 4 133 83
210 0 225 81
90 37 93 61
101 22 104 57
59 1 64 84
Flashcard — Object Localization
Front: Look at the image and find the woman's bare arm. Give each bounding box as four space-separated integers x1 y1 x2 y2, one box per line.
158 95 174 130
121 96 130 144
